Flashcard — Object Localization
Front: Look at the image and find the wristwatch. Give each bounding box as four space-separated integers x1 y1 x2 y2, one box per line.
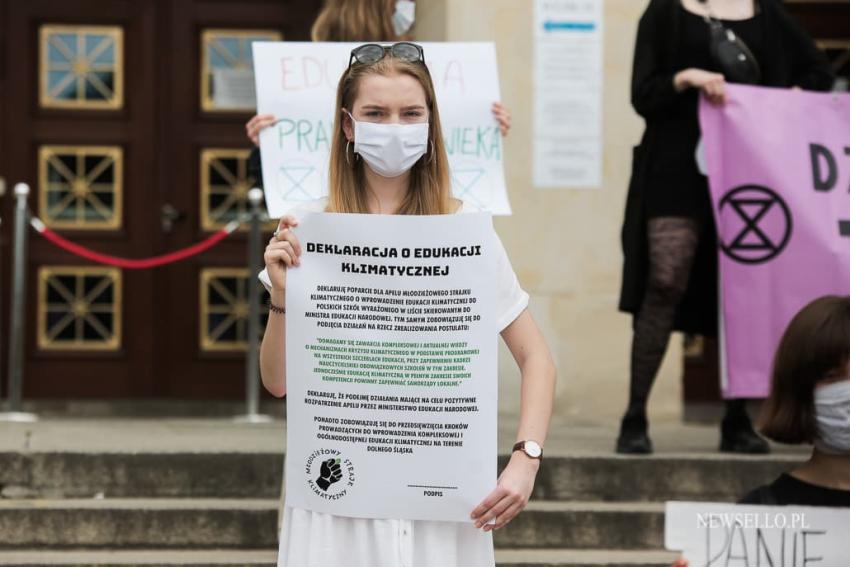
512 440 543 461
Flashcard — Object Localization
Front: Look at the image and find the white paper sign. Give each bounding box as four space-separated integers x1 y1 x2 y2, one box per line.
666 501 850 566
253 42 510 217
533 0 603 188
284 211 498 521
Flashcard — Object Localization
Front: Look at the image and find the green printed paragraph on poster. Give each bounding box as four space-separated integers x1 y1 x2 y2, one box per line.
307 339 479 387
284 211 498 521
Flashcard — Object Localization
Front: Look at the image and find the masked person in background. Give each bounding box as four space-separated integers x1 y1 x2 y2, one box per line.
257 42 556 567
246 0 512 185
673 296 850 567
617 0 834 455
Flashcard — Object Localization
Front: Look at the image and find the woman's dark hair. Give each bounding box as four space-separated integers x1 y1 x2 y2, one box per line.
758 295 850 444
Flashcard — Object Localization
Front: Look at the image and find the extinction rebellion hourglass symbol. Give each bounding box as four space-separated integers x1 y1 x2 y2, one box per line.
718 185 793 265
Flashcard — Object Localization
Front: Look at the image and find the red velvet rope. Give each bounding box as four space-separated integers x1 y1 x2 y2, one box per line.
32 219 238 270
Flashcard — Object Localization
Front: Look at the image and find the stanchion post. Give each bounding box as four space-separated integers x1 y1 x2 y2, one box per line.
1 183 37 422
235 188 273 424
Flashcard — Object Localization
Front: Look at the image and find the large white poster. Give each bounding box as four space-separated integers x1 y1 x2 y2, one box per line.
666 501 850 566
253 42 511 217
533 0 603 188
284 212 498 521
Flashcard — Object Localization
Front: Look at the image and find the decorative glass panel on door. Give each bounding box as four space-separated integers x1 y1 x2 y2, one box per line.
200 148 274 231
40 25 124 109
200 29 282 112
39 145 123 230
38 266 122 351
200 268 270 351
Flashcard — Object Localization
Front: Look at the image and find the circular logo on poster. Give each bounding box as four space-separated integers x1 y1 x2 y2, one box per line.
306 448 355 500
718 184 793 265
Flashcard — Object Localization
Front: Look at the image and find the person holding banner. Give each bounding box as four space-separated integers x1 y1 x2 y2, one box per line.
671 295 850 567
617 0 834 455
258 42 556 567
245 0 512 181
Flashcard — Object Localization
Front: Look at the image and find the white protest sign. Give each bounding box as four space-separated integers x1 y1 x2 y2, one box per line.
253 42 510 217
284 211 498 521
666 501 850 566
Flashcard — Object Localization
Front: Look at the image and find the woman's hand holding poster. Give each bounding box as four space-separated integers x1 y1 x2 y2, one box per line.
284 212 497 522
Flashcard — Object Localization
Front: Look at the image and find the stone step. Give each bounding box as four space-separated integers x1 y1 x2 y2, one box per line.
0 549 679 566
0 451 800 502
0 499 665 550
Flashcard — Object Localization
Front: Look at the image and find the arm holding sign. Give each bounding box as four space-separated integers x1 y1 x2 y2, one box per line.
470 309 556 531
491 102 511 137
246 113 277 147
259 214 302 398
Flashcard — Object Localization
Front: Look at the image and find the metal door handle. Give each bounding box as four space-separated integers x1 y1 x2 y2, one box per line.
161 204 184 233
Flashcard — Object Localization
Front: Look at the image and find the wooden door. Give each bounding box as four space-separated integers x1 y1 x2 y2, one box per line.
0 0 319 400
4 0 159 398
155 0 318 398
0 1 8 399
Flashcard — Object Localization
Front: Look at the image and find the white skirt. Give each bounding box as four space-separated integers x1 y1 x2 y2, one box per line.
277 505 495 567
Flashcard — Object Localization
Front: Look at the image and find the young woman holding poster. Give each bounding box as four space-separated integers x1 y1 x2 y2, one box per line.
617 0 835 455
258 42 556 567
672 295 850 566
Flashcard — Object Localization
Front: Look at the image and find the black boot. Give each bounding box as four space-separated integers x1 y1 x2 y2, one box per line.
616 411 653 454
719 399 770 454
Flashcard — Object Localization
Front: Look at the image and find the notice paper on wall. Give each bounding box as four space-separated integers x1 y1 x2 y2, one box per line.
533 0 603 189
283 211 498 522
253 42 510 217
666 501 850 566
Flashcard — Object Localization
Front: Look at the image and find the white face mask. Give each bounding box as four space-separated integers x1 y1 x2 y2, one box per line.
348 112 429 178
814 379 850 455
392 0 416 37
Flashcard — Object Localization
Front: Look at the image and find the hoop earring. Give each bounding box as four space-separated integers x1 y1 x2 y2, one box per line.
346 140 358 167
427 139 435 164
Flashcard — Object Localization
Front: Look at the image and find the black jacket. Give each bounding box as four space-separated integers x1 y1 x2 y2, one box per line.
619 0 834 335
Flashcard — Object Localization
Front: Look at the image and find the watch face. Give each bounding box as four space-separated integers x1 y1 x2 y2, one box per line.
524 441 542 458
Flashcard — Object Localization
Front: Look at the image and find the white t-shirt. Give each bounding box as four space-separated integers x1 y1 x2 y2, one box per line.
259 197 529 567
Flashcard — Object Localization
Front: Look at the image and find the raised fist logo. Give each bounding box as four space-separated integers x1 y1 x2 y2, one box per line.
316 458 342 491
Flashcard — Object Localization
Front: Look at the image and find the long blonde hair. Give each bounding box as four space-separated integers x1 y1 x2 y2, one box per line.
311 0 403 42
327 53 453 215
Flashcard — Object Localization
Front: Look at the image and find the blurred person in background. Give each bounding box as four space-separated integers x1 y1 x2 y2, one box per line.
617 0 834 455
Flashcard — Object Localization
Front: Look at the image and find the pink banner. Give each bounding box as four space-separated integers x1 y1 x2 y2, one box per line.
700 85 850 399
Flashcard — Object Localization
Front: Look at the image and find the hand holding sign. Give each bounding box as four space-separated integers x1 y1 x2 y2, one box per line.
263 214 301 291
246 113 277 146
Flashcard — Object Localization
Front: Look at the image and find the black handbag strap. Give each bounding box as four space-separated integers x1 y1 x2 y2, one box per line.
697 1 762 84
